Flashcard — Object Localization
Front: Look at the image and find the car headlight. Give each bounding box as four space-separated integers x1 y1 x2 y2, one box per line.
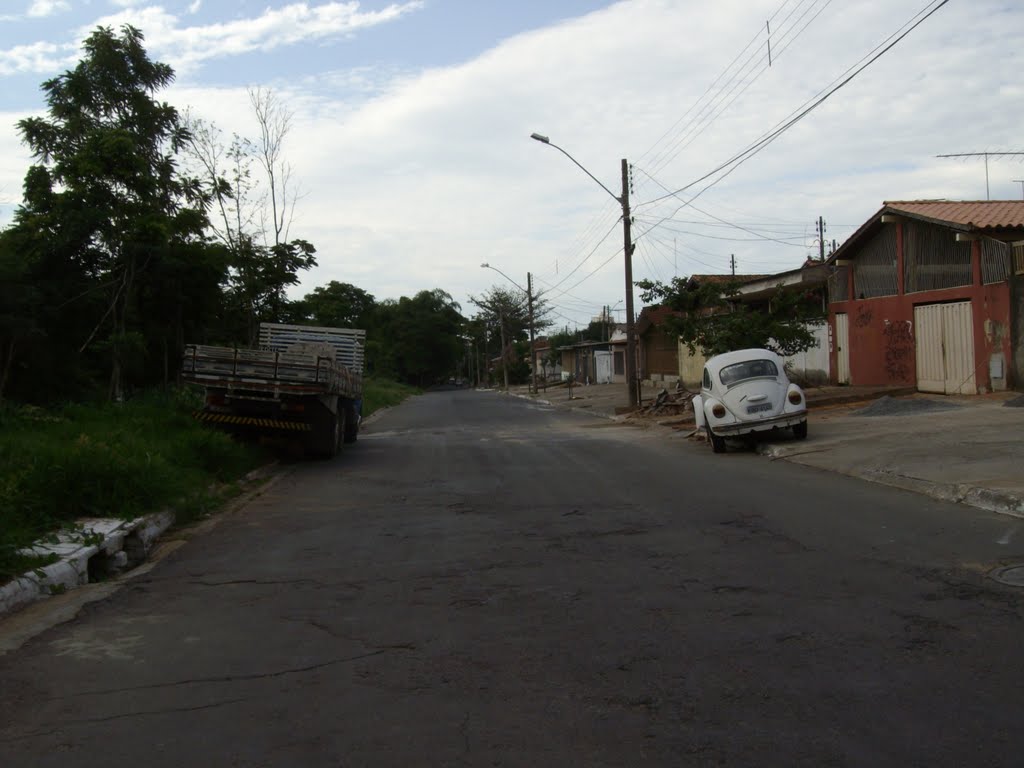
788 391 803 405
711 403 726 418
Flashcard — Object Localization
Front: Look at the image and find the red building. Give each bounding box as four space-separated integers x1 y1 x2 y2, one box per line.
827 201 1024 393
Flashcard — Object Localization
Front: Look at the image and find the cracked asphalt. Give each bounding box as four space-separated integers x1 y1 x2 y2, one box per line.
2 389 1024 766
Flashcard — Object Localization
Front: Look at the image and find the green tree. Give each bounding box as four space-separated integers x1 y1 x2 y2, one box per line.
11 25 221 399
293 281 377 329
637 275 826 357
371 290 465 386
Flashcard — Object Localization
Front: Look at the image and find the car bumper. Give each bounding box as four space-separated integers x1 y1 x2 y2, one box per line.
710 410 807 436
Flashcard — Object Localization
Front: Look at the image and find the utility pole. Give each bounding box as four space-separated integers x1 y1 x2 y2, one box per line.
621 158 639 409
498 310 509 392
526 271 537 395
528 134 637 408
730 254 736 276
817 216 826 262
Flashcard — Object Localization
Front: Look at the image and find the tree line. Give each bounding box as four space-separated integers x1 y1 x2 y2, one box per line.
0 25 534 404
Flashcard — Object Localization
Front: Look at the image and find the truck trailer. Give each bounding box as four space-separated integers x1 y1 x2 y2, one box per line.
181 323 365 458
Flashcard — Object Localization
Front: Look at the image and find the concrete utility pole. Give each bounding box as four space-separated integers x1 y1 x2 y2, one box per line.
481 262 537 394
499 309 509 392
530 133 639 410
817 216 827 262
621 158 639 409
730 254 736 276
527 271 537 395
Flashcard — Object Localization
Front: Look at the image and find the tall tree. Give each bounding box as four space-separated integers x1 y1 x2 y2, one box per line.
371 290 465 386
12 25 220 399
184 88 315 345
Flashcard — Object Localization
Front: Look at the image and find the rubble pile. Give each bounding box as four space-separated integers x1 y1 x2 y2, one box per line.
634 383 697 420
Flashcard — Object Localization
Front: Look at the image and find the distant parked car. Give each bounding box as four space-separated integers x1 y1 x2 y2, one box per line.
692 348 807 453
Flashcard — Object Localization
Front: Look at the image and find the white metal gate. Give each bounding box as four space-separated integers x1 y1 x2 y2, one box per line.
594 350 613 384
834 313 850 384
914 302 976 394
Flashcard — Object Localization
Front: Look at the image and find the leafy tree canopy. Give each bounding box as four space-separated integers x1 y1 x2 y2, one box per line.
637 275 826 358
293 281 377 329
8 24 222 400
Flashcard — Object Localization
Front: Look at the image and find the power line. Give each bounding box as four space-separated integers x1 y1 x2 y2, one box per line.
632 0 951 241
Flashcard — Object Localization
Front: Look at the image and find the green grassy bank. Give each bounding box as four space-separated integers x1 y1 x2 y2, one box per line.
0 377 418 583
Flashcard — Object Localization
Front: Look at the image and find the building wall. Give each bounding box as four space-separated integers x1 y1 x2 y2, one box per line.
779 323 830 385
641 328 680 378
679 343 706 389
677 325 828 389
1012 272 1024 391
829 237 1013 392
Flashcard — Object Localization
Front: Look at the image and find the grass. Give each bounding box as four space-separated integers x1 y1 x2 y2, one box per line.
362 376 420 417
0 377 418 585
0 390 267 583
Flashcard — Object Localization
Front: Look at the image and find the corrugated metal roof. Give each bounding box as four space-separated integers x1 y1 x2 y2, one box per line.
883 200 1024 230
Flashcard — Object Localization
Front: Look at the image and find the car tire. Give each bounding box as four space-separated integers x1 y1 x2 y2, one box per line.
792 420 808 440
708 425 727 453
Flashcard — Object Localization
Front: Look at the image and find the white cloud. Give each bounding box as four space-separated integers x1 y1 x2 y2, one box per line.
0 40 76 76
0 2 423 78
27 0 71 18
187 0 201 14
2 0 1023 321
86 1 425 74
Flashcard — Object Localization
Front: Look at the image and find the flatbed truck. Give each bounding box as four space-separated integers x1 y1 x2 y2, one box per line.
181 323 365 458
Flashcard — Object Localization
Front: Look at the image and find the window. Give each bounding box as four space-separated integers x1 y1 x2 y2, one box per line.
852 226 898 298
828 266 850 304
702 367 712 390
904 220 972 293
719 359 779 386
981 238 1012 284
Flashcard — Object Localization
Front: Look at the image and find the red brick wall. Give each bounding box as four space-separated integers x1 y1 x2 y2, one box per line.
829 238 1013 391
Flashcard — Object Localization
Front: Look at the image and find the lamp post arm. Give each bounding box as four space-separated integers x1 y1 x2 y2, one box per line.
480 263 526 293
545 142 621 204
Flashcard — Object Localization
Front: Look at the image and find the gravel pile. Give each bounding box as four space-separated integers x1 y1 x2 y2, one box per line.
853 395 963 417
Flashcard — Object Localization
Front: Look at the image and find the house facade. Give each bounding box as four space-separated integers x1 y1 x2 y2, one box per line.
827 201 1024 394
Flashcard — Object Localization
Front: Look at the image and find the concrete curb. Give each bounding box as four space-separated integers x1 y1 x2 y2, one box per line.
0 462 282 621
0 510 175 618
757 442 1024 520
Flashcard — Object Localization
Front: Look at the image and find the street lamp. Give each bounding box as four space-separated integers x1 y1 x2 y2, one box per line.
480 262 538 394
530 132 639 408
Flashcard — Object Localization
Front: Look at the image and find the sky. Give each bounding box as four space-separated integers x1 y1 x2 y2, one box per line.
1 0 1022 330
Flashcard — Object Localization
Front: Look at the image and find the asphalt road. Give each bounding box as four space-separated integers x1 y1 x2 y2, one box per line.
2 389 1024 766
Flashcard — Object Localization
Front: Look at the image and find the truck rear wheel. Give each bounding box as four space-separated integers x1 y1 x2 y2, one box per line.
342 401 359 444
308 401 341 459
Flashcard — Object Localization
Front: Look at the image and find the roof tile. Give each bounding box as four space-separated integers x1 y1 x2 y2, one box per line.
883 200 1024 230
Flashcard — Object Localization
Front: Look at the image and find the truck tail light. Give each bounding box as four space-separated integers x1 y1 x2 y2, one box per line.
711 404 726 418
206 393 225 406
281 402 306 413
788 391 803 405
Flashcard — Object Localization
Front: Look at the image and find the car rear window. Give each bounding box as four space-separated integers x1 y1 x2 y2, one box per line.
719 359 779 386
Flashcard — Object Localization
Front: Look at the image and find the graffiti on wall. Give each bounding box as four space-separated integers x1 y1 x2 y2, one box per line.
883 320 914 382
853 305 873 328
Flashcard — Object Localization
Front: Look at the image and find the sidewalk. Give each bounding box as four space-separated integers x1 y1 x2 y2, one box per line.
512 381 1024 519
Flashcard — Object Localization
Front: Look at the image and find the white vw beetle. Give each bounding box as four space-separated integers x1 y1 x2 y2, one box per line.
692 348 807 453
